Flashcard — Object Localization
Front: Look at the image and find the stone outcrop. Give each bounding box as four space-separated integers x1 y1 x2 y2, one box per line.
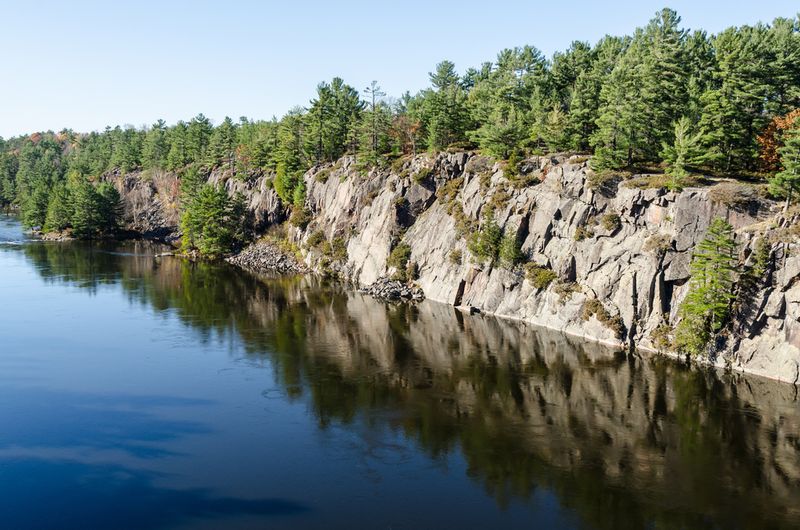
226 240 306 274
112 152 800 384
359 277 425 301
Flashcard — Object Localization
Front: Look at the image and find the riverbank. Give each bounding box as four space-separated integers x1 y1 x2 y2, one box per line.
94 151 800 384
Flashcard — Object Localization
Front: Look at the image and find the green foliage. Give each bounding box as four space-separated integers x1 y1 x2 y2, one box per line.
498 230 524 267
675 218 738 355
3 8 800 238
21 184 50 229
288 207 311 229
769 118 800 208
468 217 502 264
449 249 463 265
599 212 621 232
387 242 412 281
70 179 103 238
307 230 326 248
43 183 72 232
525 264 557 290
661 116 704 178
180 183 247 257
581 298 625 339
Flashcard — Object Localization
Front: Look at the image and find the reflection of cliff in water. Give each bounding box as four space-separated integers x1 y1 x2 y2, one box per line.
19 241 800 529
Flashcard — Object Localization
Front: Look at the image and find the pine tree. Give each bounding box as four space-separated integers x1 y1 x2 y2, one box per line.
206 117 238 171
637 8 689 157
769 118 800 210
187 113 213 164
96 182 122 232
166 122 190 171
274 109 307 204
698 26 771 172
675 218 738 355
591 58 637 169
43 183 72 232
426 61 471 150
142 119 169 170
361 81 388 166
180 184 246 257
661 116 704 186
70 178 103 238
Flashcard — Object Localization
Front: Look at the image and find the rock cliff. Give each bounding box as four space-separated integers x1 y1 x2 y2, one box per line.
109 152 800 384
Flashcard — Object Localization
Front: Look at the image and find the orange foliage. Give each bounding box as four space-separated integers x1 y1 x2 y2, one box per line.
758 108 800 172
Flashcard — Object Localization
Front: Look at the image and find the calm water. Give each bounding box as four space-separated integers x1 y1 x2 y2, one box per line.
1 215 799 529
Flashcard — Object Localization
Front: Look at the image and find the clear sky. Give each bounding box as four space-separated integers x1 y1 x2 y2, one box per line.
0 0 797 138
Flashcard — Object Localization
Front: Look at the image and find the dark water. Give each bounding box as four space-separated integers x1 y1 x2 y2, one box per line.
1 216 799 530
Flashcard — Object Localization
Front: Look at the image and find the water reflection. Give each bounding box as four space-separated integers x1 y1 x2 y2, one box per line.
10 238 800 529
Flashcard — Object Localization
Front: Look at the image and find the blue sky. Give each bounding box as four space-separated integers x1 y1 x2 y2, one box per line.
0 0 797 138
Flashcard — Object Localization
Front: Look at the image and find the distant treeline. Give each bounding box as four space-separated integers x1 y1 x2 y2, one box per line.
1 8 799 228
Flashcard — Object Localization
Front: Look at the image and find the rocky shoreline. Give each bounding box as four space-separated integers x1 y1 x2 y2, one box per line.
225 241 308 274
100 150 800 385
359 277 425 302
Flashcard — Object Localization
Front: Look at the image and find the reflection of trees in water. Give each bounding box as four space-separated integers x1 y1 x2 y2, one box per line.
20 241 800 529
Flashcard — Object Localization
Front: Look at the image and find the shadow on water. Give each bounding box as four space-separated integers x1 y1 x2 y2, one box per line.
7 235 800 529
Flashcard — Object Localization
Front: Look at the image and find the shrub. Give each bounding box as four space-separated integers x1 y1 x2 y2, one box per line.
553 281 579 302
406 260 419 281
468 218 502 263
289 207 311 229
314 168 332 183
449 249 463 265
623 173 704 191
651 323 673 351
643 233 673 256
586 170 622 193
307 230 325 248
708 182 760 211
600 212 621 232
331 237 348 261
498 231 524 267
574 225 594 241
525 264 557 290
387 242 412 279
413 167 433 183
582 298 625 339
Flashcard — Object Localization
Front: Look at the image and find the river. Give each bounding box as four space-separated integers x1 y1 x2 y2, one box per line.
1 215 799 529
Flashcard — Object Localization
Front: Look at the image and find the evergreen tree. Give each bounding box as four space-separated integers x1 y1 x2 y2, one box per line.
43 183 72 232
361 81 388 166
675 218 738 356
180 183 246 257
167 122 190 171
426 61 471 150
468 46 545 156
21 184 50 228
698 25 771 171
142 119 169 170
274 109 307 204
96 182 122 232
661 116 704 185
187 113 213 164
70 178 103 238
637 8 690 157
206 116 238 171
769 118 800 210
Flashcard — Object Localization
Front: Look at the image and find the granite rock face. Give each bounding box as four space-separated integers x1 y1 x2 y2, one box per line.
114 152 800 384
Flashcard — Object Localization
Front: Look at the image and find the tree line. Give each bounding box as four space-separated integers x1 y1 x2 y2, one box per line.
0 8 798 235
